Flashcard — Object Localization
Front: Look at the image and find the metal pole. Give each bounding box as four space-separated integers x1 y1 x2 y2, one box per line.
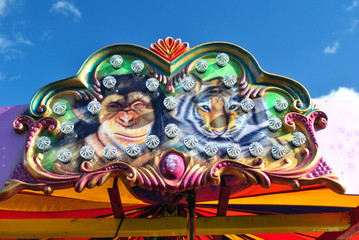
214 177 231 240
107 177 124 218
187 190 196 240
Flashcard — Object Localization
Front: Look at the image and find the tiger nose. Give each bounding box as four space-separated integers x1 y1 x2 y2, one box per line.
210 116 227 134
117 112 135 126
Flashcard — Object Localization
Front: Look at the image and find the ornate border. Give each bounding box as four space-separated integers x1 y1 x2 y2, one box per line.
0 37 345 202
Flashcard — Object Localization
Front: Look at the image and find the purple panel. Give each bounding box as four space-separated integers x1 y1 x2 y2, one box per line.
0 105 28 189
314 99 359 195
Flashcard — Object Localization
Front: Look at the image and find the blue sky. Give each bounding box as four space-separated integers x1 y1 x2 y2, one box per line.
0 0 359 106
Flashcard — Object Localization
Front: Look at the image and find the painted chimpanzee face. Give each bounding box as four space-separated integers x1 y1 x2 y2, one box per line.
98 91 154 146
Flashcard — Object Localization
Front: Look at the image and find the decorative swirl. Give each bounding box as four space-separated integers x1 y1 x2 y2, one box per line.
32 105 48 117
19 117 58 150
210 160 271 189
76 162 136 192
13 116 35 134
292 99 310 113
285 111 327 148
309 111 328 130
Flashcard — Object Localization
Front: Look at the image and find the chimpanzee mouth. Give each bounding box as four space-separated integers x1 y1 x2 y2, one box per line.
113 133 147 140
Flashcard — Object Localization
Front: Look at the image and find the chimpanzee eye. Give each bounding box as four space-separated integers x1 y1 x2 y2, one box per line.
108 102 121 109
200 105 211 112
132 101 145 109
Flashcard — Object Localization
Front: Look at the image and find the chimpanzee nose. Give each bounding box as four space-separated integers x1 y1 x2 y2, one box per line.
118 112 135 126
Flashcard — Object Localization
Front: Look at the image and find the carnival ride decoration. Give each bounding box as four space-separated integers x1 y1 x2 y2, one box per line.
0 37 358 240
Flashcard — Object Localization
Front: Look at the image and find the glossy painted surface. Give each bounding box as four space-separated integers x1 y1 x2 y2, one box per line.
0 38 350 203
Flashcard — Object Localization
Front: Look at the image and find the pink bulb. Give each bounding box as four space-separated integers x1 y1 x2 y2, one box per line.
160 152 185 180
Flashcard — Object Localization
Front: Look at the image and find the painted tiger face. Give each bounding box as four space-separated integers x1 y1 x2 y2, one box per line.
174 76 269 155
193 80 248 140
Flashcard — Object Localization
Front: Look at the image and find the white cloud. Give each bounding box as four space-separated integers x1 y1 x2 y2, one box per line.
0 72 5 81
50 1 81 20
318 87 359 101
15 33 33 46
0 34 33 60
347 0 359 10
0 35 14 49
40 31 53 41
0 72 20 82
324 41 340 54
0 0 6 16
348 19 359 33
